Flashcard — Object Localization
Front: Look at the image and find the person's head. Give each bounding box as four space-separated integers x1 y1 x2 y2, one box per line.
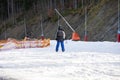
58 25 63 30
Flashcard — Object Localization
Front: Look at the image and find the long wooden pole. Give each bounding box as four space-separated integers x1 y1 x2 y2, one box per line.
118 0 120 32
85 6 87 37
55 9 75 32
117 0 120 42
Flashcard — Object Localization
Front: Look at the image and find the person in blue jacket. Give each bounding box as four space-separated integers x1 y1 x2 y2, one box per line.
55 26 66 52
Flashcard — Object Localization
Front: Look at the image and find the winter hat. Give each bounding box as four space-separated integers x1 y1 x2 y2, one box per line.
58 25 62 30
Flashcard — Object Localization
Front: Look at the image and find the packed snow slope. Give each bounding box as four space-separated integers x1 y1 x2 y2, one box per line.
0 40 120 80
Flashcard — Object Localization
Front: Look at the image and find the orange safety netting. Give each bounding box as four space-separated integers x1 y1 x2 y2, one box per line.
0 37 50 50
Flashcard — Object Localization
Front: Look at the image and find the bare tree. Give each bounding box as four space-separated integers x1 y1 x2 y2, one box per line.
11 0 15 24
60 0 65 10
7 0 10 18
73 0 78 9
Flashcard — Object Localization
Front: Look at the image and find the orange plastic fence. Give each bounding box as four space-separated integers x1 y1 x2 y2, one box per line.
0 38 50 50
0 40 7 48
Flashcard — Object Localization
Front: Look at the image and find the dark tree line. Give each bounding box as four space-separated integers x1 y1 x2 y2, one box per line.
0 0 101 39
0 0 100 21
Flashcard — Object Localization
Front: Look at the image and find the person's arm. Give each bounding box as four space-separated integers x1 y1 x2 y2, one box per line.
63 31 65 39
55 31 58 40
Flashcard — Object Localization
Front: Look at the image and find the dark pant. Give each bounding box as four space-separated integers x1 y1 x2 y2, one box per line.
56 40 65 52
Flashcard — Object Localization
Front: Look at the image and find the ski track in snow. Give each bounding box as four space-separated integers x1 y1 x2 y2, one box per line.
0 40 120 80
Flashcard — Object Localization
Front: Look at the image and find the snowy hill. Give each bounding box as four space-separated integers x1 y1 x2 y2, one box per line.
0 40 120 80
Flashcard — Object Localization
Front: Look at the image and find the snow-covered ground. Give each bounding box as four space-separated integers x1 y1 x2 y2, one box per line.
0 40 120 80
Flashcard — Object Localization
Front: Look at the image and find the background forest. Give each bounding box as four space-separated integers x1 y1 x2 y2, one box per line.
0 0 118 41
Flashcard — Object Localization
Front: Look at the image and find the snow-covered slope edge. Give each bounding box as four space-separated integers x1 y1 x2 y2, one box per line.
0 40 120 80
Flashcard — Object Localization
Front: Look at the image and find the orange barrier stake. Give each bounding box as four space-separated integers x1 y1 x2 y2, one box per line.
117 33 120 42
41 36 44 40
84 35 88 41
72 32 80 41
